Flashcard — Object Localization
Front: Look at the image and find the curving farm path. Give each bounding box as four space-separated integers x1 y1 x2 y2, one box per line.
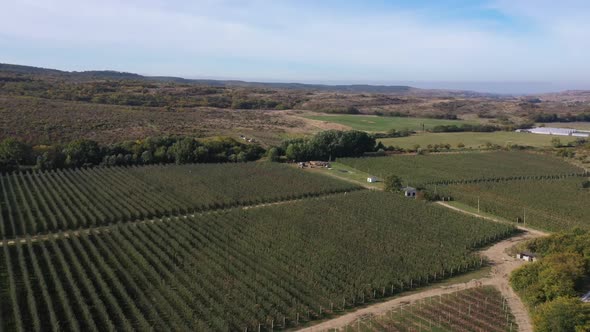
300 203 548 332
0 190 358 247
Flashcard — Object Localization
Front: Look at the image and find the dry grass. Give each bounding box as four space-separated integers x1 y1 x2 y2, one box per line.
0 96 306 146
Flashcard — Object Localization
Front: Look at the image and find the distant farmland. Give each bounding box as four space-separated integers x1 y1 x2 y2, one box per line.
304 114 476 132
338 151 584 186
379 131 578 149
437 177 590 232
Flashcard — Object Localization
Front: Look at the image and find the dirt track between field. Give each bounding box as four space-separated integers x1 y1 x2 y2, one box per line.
0 190 359 247
0 186 548 332
299 203 548 332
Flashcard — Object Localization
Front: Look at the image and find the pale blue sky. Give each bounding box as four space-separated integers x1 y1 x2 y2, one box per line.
1 0 590 91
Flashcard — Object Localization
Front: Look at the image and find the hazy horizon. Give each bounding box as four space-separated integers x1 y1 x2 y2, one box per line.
5 60 590 95
2 0 590 94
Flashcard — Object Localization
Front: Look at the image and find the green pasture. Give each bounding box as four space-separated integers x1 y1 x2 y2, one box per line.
304 114 477 132
379 131 578 149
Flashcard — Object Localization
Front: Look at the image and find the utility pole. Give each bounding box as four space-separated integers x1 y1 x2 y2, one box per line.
523 208 526 226
477 196 480 213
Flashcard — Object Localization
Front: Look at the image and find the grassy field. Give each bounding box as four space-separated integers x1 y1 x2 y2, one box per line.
343 286 517 332
537 122 590 130
304 114 477 132
338 151 584 186
379 131 579 149
305 162 385 189
437 177 590 232
0 191 515 331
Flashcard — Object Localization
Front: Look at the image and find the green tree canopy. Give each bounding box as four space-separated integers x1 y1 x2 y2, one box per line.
267 147 280 162
62 139 101 167
384 175 402 193
0 138 32 167
168 138 197 164
533 297 590 332
281 130 376 161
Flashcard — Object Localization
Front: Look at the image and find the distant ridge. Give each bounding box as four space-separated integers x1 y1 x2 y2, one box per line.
0 63 413 94
0 63 414 93
0 62 503 97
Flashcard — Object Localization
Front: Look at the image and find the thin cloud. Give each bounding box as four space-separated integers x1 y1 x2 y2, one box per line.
0 0 589 82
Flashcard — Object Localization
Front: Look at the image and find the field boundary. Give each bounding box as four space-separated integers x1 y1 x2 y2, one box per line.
424 171 588 186
299 229 544 332
436 201 549 237
338 286 517 332
0 189 363 247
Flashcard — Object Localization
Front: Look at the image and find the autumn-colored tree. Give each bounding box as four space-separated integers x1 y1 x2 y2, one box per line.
533 297 590 332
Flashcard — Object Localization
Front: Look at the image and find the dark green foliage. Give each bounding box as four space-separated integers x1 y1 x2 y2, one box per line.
230 97 285 110
0 136 265 172
266 147 280 162
533 112 590 123
281 130 376 161
511 252 585 306
386 128 413 137
167 138 198 164
318 106 360 114
431 124 499 133
510 230 590 331
63 139 101 167
0 138 32 170
384 175 402 193
533 297 590 332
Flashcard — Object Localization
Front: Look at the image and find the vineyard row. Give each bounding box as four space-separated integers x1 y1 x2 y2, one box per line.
0 191 516 331
0 162 360 238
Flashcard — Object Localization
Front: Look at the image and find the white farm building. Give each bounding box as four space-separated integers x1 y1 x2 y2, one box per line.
403 186 417 198
516 127 590 138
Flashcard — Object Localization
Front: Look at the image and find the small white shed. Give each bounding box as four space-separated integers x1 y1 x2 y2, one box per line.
403 186 417 198
516 252 537 262
367 176 378 183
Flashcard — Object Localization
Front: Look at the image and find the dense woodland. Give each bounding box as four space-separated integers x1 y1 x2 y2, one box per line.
0 130 378 173
0 136 264 172
511 230 590 332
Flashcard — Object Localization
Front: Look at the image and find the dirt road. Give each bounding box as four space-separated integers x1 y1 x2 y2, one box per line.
436 201 548 237
0 190 358 247
300 204 548 332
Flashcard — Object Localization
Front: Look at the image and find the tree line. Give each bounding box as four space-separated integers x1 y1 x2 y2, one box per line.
272 130 377 162
430 124 500 133
1 130 379 172
510 229 590 332
0 136 265 172
533 112 590 123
